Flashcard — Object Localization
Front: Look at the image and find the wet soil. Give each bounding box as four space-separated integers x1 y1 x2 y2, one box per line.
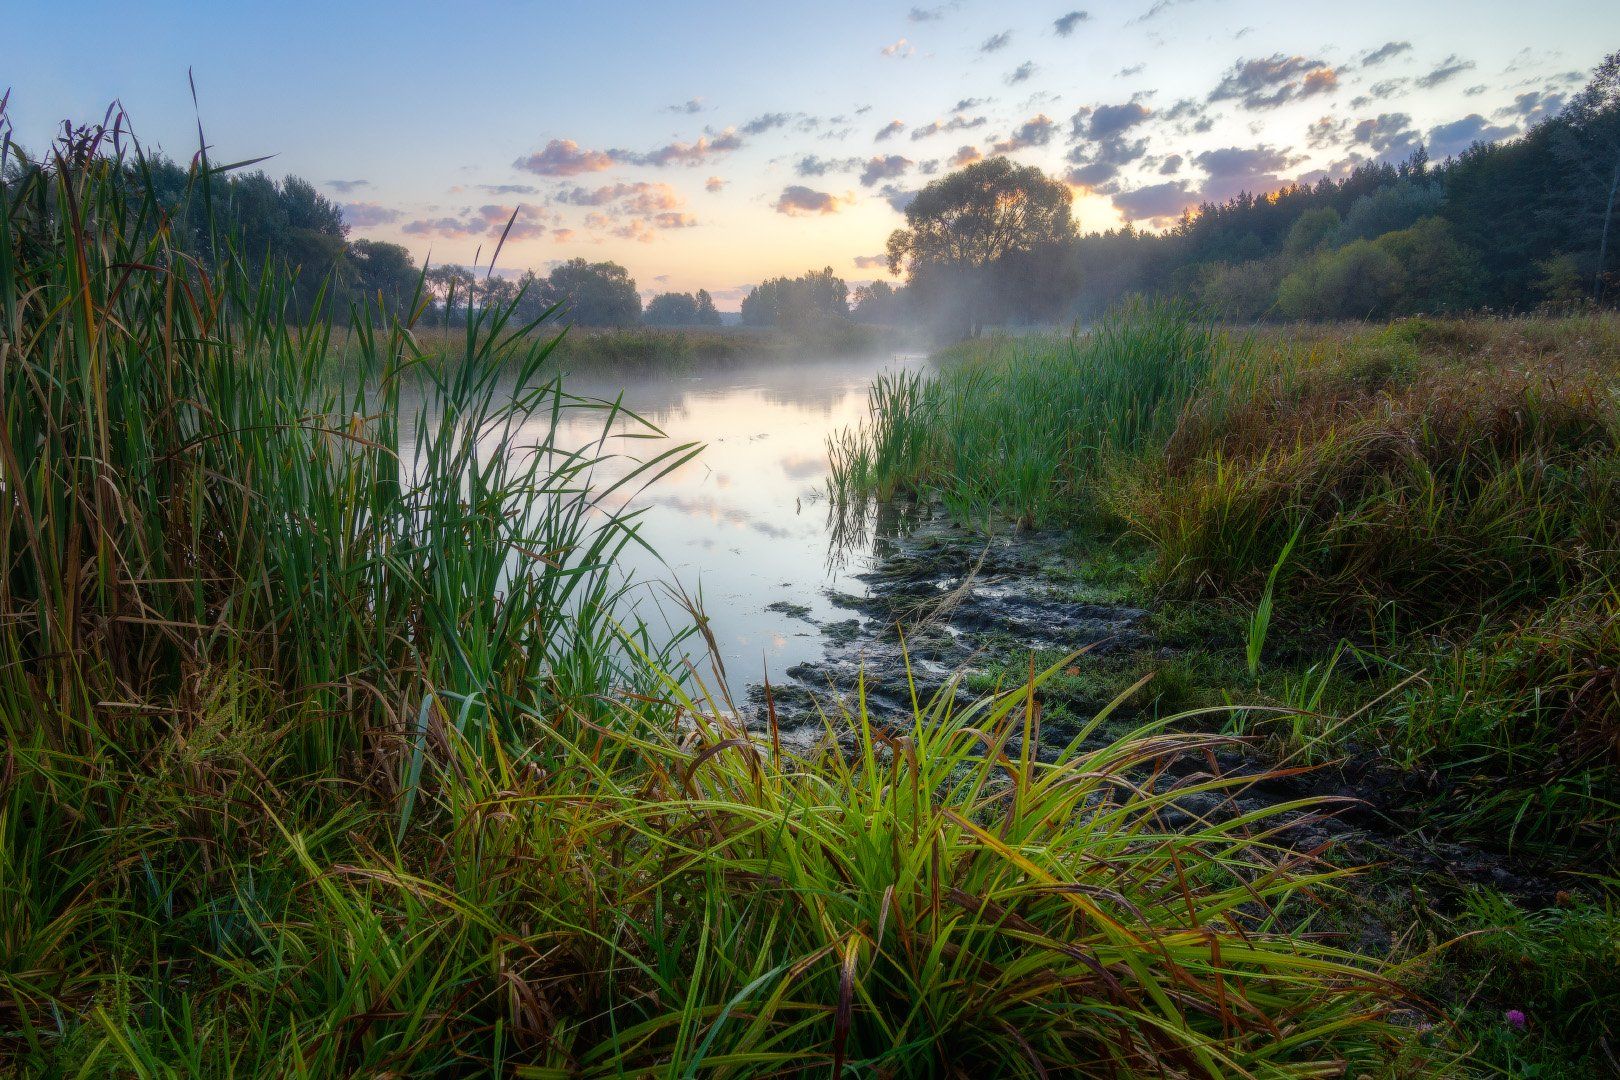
746 521 1564 910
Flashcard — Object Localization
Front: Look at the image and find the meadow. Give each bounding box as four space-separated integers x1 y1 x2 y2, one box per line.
0 116 1452 1077
828 305 1620 1075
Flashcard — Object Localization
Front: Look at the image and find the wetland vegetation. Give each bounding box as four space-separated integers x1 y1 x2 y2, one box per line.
5 49 1620 1076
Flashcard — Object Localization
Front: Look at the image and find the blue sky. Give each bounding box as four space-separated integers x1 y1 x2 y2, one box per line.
8 1 1617 306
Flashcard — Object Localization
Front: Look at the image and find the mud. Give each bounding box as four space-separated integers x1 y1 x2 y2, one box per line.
746 520 1564 908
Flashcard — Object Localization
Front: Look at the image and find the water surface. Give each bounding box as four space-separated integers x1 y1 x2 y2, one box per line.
537 352 930 695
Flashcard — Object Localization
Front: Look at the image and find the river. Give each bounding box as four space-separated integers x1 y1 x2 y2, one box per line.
528 351 931 696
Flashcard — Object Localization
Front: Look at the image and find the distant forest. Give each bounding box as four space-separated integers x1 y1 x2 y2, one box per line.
63 51 1617 333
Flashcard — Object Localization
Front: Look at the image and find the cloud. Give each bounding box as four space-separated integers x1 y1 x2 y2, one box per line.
554 181 684 215
853 253 888 268
1306 116 1343 148
1067 161 1120 188
1416 54 1474 89
1053 11 1089 36
775 185 847 215
860 154 913 186
1209 54 1339 110
614 129 744 167
1426 114 1516 158
1361 41 1411 67
1350 113 1422 160
1499 89 1566 125
875 119 906 141
980 30 1012 53
340 202 399 227
742 112 794 135
908 5 945 20
954 97 990 112
478 183 539 195
880 184 917 212
797 154 862 177
1159 154 1183 174
403 204 549 241
514 139 616 177
326 179 368 193
1160 97 1211 131
1111 180 1198 223
1133 0 1198 23
551 228 575 242
1006 61 1037 85
912 114 988 139
1065 131 1149 187
1117 63 1146 77
1194 144 1296 201
992 114 1056 152
667 98 705 114
948 144 983 167
881 38 916 58
705 175 727 193
1085 101 1152 139
652 212 698 229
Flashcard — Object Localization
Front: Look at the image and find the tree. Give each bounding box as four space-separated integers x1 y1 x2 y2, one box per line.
347 239 419 319
1276 241 1405 319
693 288 723 326
1284 207 1341 255
886 156 1076 335
644 291 701 326
425 265 476 326
1557 50 1620 299
540 258 642 327
740 268 849 329
851 280 907 324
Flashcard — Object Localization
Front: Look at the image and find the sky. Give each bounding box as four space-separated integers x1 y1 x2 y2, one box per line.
7 1 1617 309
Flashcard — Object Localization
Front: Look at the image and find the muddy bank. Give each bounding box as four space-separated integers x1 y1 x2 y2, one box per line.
746 520 1561 906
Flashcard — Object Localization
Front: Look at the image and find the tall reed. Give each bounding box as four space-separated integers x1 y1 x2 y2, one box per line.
827 300 1236 527
1 108 1414 1074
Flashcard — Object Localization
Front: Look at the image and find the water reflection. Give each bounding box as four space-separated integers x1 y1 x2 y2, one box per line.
526 351 932 694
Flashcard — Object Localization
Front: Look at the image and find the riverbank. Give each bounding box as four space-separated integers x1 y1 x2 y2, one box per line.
823 306 1620 1075
4 147 1425 1075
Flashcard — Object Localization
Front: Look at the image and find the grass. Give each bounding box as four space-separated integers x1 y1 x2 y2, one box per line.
831 308 1620 1072
1 109 1422 1075
828 300 1236 528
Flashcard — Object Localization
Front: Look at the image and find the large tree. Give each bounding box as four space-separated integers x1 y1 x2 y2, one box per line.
347 239 420 319
540 258 642 327
886 156 1077 335
740 267 849 328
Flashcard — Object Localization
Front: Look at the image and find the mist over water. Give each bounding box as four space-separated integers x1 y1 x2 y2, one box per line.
523 352 932 694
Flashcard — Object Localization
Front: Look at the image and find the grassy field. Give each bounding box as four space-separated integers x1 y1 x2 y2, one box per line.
0 116 1442 1075
829 306 1620 1075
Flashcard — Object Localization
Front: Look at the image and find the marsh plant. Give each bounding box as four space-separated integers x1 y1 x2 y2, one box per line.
0 109 1427 1074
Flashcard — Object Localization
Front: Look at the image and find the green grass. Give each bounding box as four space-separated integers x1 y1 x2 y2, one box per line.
0 109 1422 1075
830 307 1620 1072
828 300 1237 528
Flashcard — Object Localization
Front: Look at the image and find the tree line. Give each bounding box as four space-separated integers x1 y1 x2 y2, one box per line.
68 157 736 330
878 51 1619 331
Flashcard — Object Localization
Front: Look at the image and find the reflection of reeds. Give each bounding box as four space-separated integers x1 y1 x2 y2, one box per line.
823 493 930 573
